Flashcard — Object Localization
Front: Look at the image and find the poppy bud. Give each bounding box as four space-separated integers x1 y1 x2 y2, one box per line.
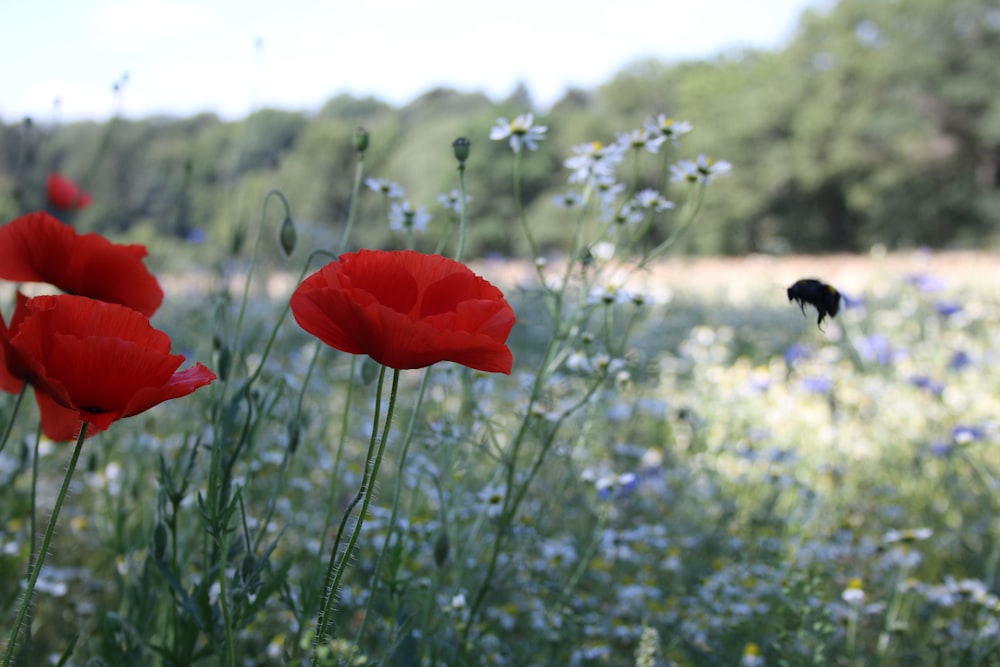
287 418 301 454
240 553 256 584
152 521 169 562
452 137 470 164
104 612 125 633
353 127 370 153
231 226 246 256
279 216 297 257
216 345 232 381
433 531 450 568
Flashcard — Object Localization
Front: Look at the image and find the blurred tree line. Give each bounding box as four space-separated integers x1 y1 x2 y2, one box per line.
1 0 998 262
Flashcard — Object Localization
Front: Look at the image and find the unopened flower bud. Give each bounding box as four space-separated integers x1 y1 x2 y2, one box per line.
452 137 470 164
287 418 301 454
434 531 450 568
231 226 247 256
353 127 370 153
240 553 257 586
152 521 169 562
216 345 231 381
278 216 297 257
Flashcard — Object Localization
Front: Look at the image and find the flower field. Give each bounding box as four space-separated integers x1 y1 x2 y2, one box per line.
3 114 1000 667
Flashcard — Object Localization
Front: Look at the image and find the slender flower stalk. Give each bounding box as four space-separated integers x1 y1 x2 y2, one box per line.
311 366 400 664
4 423 89 667
337 130 368 255
453 137 471 262
0 384 27 455
513 152 542 273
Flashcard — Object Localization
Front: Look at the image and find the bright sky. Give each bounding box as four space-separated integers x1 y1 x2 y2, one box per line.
3 0 828 122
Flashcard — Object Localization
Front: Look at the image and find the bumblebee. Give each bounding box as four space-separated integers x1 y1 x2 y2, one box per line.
787 278 841 329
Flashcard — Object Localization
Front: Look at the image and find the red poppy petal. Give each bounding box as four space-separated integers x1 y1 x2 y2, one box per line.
0 309 25 394
46 174 91 211
393 249 464 285
75 191 93 209
121 362 217 418
63 234 164 316
291 250 515 373
44 334 185 414
34 389 106 442
334 251 419 314
0 213 162 315
453 298 517 340
384 323 513 373
9 295 214 422
291 281 385 357
420 270 498 317
0 212 75 284
13 295 172 358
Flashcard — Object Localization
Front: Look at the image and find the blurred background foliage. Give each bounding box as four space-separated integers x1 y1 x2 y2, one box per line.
1 0 998 263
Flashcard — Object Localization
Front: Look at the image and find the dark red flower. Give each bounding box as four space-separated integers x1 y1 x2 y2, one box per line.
0 293 29 394
0 211 163 316
6 294 216 441
291 250 516 373
46 173 92 211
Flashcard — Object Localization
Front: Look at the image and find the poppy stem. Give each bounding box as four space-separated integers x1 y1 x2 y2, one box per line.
337 151 366 255
3 422 88 667
454 164 469 263
234 189 292 351
311 366 401 664
0 382 27 456
352 366 432 651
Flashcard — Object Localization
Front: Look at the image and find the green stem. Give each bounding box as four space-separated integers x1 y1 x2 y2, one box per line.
0 383 27 456
316 355 357 566
455 165 469 262
337 153 366 254
311 366 401 664
513 152 541 267
233 189 292 352
353 367 432 650
217 511 237 667
253 343 323 553
244 248 338 391
642 182 706 264
4 422 89 667
17 425 43 666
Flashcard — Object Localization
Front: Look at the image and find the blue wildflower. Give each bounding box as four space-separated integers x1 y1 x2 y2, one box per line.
185 228 208 244
906 273 946 293
858 334 894 366
948 350 972 371
784 344 812 364
800 376 834 394
951 425 985 444
935 301 962 317
840 292 865 310
909 375 944 396
927 440 956 458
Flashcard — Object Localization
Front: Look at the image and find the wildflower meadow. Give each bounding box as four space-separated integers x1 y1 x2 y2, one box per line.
3 109 1000 667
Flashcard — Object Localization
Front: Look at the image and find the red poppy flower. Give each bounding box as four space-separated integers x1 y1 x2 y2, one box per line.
0 211 163 316
291 250 516 373
0 293 29 394
46 173 92 211
6 294 216 441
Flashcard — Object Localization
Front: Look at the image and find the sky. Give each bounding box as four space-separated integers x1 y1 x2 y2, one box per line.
2 0 830 122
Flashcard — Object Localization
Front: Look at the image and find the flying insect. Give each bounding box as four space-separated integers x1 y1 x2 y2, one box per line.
787 278 841 329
